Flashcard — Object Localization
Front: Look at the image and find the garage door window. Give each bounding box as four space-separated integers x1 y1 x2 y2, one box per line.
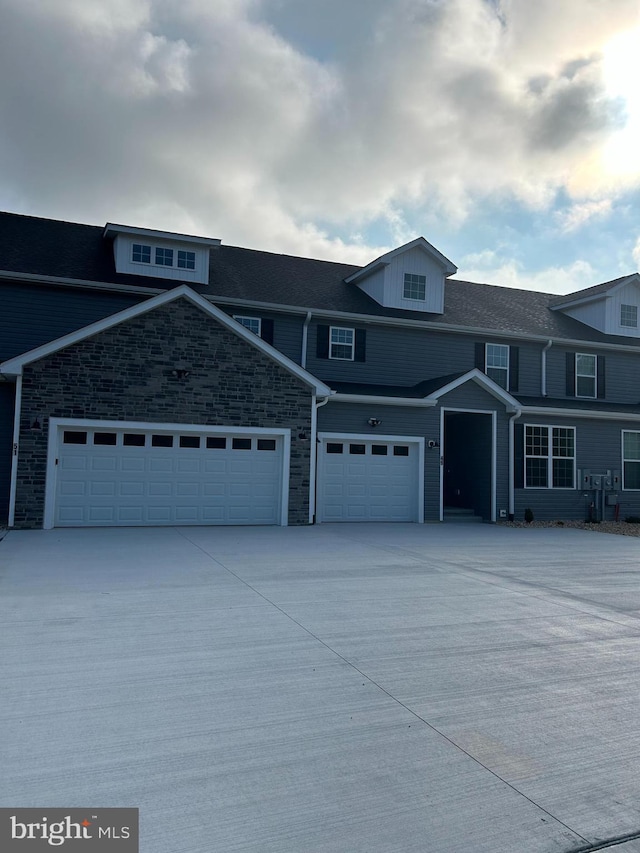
124 433 145 447
372 445 388 456
63 431 87 444
349 444 366 455
152 434 173 447
94 432 117 445
179 435 200 448
232 438 252 450
326 443 343 453
257 439 276 451
393 445 409 456
206 437 226 449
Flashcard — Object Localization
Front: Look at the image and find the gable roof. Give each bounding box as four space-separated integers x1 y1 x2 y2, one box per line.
344 237 457 284
549 273 640 309
0 284 332 396
2 211 640 348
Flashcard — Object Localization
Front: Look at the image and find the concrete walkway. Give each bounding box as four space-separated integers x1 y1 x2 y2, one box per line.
2 524 640 852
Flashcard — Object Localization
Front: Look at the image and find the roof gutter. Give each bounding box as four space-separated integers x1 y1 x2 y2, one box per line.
330 393 438 407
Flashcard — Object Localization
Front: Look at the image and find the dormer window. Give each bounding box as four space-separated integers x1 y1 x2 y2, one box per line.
177 250 196 270
132 244 151 264
621 304 638 328
155 247 174 266
403 273 426 301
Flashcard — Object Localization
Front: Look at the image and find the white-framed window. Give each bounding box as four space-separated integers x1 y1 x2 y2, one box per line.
621 304 638 328
132 243 151 264
177 250 196 270
575 353 596 398
234 315 261 337
155 247 174 266
403 273 426 301
330 326 355 360
622 431 640 489
524 425 575 489
486 343 509 389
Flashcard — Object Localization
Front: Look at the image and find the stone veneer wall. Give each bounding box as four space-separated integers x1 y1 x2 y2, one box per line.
15 299 312 527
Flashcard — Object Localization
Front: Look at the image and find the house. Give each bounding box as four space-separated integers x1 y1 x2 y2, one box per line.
2 210 640 529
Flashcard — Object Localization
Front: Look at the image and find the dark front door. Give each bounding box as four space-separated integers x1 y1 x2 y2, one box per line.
443 411 492 518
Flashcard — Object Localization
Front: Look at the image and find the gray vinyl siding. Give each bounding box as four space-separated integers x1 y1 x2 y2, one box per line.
0 282 144 361
307 322 544 394
514 415 640 521
219 306 304 363
547 346 640 404
0 383 15 520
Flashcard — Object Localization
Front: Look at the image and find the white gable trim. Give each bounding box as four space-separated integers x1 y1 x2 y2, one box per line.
550 274 640 311
0 284 332 396
345 237 457 284
426 369 520 411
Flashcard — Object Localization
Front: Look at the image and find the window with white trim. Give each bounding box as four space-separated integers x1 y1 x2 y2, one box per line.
525 425 575 488
403 273 426 300
330 326 355 360
234 316 261 337
622 431 640 489
155 247 174 266
177 250 196 270
621 304 638 328
575 353 596 398
486 343 509 389
132 243 151 264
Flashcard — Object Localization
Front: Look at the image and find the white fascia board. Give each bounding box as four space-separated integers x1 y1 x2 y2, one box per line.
425 369 520 410
345 237 457 284
103 223 220 248
329 393 437 407
0 284 332 396
0 269 165 296
521 406 640 422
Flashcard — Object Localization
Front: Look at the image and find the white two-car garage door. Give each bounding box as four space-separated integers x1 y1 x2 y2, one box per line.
51 423 287 527
317 434 423 522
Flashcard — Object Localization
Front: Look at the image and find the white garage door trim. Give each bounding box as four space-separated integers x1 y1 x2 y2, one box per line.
317 432 424 523
44 418 291 529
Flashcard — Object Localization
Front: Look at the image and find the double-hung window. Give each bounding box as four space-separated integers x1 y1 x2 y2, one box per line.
575 354 596 398
403 273 426 301
485 343 509 389
623 431 640 489
330 327 355 360
524 425 575 488
621 304 638 328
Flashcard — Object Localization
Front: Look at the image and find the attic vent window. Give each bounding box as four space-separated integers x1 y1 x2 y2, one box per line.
132 244 151 264
403 273 426 300
621 304 638 328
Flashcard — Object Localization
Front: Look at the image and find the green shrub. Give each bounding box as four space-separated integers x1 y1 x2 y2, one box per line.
524 507 534 523
625 516 640 524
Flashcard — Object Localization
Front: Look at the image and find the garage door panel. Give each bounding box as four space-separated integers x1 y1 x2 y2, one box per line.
55 426 284 527
319 438 419 523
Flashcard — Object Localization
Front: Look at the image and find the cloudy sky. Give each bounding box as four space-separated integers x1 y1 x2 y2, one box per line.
1 0 639 294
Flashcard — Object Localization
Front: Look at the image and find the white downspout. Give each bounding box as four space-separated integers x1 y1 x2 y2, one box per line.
8 374 22 527
541 339 552 397
309 394 331 523
508 407 522 521
301 311 312 369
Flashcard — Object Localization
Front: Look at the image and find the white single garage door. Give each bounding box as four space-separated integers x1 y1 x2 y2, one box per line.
53 425 286 527
317 435 422 522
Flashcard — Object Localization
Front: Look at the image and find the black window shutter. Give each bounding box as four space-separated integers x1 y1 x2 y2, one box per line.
597 355 606 399
261 318 274 345
354 329 366 362
514 423 524 489
565 352 575 396
475 342 485 371
316 325 329 359
508 346 519 393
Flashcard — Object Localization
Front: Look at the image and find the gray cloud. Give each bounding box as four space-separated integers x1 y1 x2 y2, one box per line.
0 0 637 262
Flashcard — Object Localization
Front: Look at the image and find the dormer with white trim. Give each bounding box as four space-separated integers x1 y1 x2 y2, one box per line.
104 223 220 285
550 273 640 338
345 237 457 314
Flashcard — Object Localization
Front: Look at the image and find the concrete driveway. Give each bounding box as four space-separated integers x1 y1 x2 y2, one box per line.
2 524 640 853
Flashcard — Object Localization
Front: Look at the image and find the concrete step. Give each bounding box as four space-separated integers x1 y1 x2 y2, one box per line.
442 508 485 523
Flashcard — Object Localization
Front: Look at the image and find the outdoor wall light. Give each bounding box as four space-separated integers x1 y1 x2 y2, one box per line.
428 439 440 448
171 368 190 380
367 417 382 427
30 417 42 431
